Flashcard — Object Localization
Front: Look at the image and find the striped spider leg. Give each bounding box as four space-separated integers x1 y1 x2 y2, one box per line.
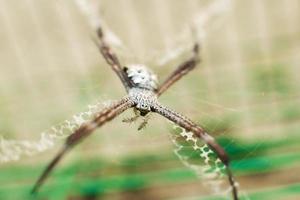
152 103 238 200
155 44 238 199
93 27 133 92
156 43 200 96
31 97 134 193
32 22 238 199
32 21 137 195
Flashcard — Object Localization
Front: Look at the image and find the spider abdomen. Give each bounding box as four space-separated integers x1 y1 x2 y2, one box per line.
125 65 158 91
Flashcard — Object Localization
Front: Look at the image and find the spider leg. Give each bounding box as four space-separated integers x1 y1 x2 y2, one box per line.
138 114 150 131
122 115 139 123
93 27 133 92
31 97 134 194
122 109 150 130
156 43 200 96
122 108 139 123
151 103 239 200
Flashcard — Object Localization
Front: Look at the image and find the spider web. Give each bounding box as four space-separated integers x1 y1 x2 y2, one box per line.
170 123 233 199
74 0 125 48
170 122 251 200
0 98 113 163
74 0 233 66
155 0 232 66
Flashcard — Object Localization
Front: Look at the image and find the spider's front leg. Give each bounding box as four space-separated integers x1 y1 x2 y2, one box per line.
156 43 200 96
93 27 133 92
151 103 239 200
122 108 140 123
31 97 134 194
122 108 151 131
137 114 150 131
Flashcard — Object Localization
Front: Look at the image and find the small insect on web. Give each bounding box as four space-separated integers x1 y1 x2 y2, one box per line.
171 123 239 199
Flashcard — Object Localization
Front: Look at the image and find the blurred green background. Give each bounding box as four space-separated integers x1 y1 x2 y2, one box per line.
0 0 299 199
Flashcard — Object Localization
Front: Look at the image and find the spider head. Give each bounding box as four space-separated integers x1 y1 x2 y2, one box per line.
124 65 158 91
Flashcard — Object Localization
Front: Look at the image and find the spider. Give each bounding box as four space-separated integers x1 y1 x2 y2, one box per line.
31 26 239 200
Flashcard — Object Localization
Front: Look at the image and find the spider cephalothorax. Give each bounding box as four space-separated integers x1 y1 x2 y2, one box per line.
32 23 239 200
128 87 157 116
125 65 159 116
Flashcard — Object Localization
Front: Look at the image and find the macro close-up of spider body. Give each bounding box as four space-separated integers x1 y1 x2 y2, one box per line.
31 25 239 200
